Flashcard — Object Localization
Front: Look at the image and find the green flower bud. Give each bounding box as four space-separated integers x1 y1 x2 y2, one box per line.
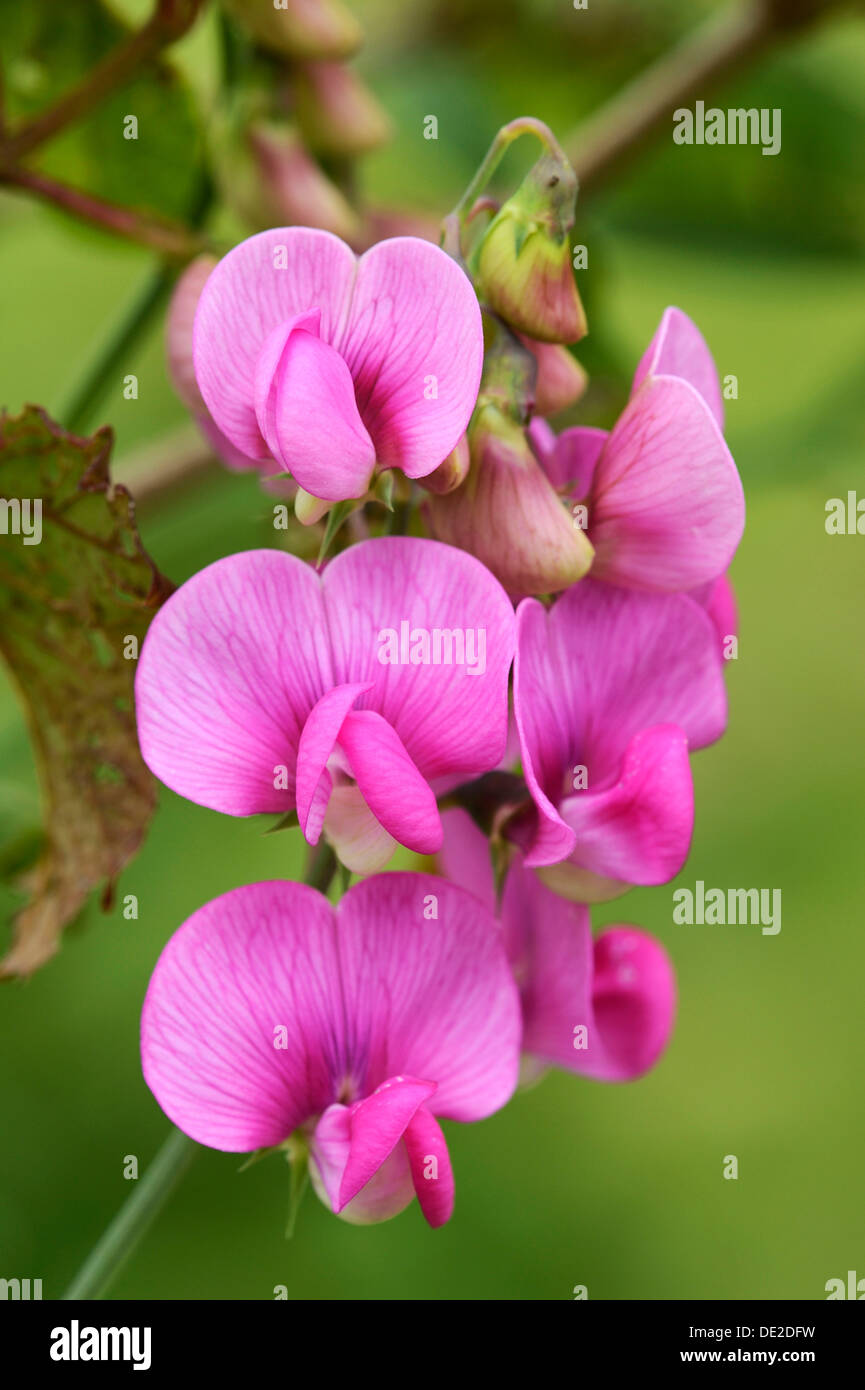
471 153 587 344
425 404 594 598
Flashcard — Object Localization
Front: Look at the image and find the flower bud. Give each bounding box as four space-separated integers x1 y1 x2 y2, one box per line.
425 404 594 599
224 0 362 61
417 435 470 496
246 122 361 242
293 61 391 157
471 153 587 344
518 334 587 416
166 255 218 415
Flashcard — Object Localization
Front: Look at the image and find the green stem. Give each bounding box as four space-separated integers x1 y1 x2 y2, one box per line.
450 116 562 226
53 173 214 435
62 1127 196 1300
54 262 176 435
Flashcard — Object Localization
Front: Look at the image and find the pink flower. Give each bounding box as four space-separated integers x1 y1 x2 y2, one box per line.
141 874 521 1227
440 809 676 1081
513 579 727 901
529 306 745 592
135 538 515 872
192 227 483 502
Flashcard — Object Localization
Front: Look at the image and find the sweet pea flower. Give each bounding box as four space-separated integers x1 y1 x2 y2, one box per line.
514 578 727 902
191 227 483 503
440 809 676 1082
528 306 745 592
135 537 515 873
141 874 521 1227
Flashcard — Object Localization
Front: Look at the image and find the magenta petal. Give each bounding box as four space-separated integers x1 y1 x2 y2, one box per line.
439 807 497 914
310 1103 415 1224
404 1109 455 1228
336 873 520 1119
338 237 483 478
296 682 373 841
196 411 263 473
591 926 676 1079
135 551 332 815
589 376 745 591
514 581 726 875
554 724 695 884
322 537 515 782
270 322 376 499
512 598 580 866
141 881 342 1151
632 305 724 429
337 708 443 855
253 307 321 461
193 227 358 459
501 860 675 1079
692 571 738 656
530 418 608 498
337 1075 437 1210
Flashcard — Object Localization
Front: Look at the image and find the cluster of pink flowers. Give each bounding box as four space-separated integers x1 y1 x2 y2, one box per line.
142 215 743 1228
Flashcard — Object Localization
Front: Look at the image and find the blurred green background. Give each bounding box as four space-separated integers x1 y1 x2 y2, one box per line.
1 0 864 1299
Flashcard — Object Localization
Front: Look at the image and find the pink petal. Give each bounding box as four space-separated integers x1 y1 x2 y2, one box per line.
337 236 483 478
514 582 726 877
309 1103 415 1224
193 227 358 460
142 874 521 1162
501 859 675 1079
592 925 676 1080
404 1108 455 1227
322 784 398 873
589 376 745 591
252 307 322 461
530 418 608 498
336 873 520 1119
295 682 373 841
196 411 263 473
267 317 376 500
439 807 497 914
692 571 738 656
632 305 724 430
338 1076 437 1209
322 537 516 782
141 881 343 1151
553 724 695 884
135 550 332 815
337 708 443 855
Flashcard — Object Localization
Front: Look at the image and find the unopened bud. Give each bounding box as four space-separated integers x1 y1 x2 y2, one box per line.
246 122 360 241
471 153 587 344
425 404 594 598
293 61 391 157
417 435 470 495
518 335 588 416
224 0 362 61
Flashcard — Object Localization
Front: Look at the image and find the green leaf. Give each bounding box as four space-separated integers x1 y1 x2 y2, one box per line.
0 0 206 224
0 407 173 977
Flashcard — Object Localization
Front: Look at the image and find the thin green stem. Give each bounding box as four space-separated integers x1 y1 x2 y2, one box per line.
450 116 561 226
53 173 214 434
62 1127 196 1300
54 263 176 435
